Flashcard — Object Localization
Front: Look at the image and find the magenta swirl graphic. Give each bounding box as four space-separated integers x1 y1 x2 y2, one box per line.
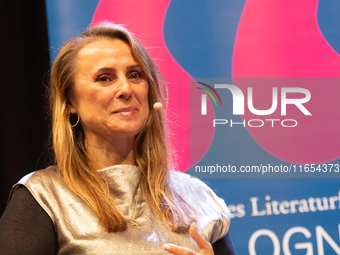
232 0 340 163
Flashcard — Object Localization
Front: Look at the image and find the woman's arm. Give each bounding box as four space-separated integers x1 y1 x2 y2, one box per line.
0 186 58 255
1 186 236 255
212 232 237 255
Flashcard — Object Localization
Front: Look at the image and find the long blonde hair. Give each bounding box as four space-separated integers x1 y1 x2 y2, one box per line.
49 23 195 232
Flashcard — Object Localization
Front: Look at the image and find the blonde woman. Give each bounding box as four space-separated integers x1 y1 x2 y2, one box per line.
0 23 236 255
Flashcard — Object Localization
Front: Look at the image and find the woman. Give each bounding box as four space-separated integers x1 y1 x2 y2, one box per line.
0 23 236 254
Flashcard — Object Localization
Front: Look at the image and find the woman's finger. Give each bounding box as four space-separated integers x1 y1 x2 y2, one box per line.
189 223 213 252
163 223 214 255
163 243 196 255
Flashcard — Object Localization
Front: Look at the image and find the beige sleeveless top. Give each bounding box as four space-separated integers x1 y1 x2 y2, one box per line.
10 165 230 254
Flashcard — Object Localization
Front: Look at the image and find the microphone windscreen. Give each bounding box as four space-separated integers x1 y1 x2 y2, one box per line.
153 102 162 110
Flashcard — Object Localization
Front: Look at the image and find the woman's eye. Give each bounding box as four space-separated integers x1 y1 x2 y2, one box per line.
96 76 111 83
129 72 142 81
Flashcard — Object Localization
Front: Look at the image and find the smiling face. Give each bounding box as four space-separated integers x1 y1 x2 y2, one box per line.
68 38 149 146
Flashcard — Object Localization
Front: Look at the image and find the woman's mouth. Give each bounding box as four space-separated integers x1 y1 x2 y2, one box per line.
113 107 138 116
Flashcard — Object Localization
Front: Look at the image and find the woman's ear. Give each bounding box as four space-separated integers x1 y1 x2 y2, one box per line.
67 100 77 114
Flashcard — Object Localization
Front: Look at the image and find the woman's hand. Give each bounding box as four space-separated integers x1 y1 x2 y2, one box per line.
163 223 214 255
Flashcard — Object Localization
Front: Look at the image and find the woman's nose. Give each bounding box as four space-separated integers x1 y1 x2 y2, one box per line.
116 76 132 99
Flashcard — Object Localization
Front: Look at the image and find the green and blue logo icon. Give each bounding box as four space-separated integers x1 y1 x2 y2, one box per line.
196 82 222 115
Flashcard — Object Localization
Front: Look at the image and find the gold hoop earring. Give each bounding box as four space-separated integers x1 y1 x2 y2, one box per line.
71 112 80 128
